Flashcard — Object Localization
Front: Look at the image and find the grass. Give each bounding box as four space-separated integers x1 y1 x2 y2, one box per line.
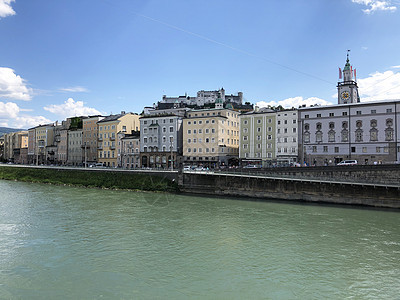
0 166 179 193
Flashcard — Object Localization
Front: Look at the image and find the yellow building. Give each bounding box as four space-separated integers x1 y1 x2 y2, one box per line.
183 103 240 168
34 124 55 164
97 112 140 167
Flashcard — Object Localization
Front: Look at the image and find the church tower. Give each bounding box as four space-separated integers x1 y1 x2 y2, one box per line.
337 50 360 104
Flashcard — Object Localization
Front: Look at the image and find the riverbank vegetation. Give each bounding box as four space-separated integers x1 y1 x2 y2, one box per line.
0 166 178 192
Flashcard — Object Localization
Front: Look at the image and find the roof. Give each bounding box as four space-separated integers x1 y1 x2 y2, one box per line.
97 114 125 123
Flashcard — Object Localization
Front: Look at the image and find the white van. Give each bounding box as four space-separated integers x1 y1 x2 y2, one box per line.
337 160 358 166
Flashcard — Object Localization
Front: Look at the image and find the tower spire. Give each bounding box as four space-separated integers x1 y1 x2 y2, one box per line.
337 50 359 104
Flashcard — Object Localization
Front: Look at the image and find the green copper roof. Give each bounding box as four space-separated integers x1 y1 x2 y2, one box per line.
215 98 223 104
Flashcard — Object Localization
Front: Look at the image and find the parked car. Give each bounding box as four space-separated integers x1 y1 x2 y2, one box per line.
243 164 260 169
183 166 191 171
337 160 358 166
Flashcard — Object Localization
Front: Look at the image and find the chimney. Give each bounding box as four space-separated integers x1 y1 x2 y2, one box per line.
121 111 126 114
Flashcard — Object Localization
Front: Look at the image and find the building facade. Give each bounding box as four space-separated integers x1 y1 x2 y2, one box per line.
67 129 83 166
140 114 183 169
97 112 140 167
239 108 276 167
299 100 400 165
183 105 240 168
118 131 140 169
83 116 104 165
276 109 298 164
34 124 55 165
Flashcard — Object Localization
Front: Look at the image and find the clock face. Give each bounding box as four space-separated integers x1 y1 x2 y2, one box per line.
341 91 350 100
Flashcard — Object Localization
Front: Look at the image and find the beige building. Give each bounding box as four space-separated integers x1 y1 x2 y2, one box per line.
97 112 140 167
3 131 28 163
83 115 104 165
183 104 240 168
35 124 55 165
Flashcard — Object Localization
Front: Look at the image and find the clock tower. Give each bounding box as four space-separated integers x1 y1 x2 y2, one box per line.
337 51 360 104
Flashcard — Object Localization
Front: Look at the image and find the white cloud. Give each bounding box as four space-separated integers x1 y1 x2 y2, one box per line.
0 0 15 18
352 0 397 13
0 101 19 118
0 67 33 100
257 96 332 109
43 98 102 119
0 101 51 128
358 70 400 102
14 115 52 129
59 86 89 93
391 65 400 69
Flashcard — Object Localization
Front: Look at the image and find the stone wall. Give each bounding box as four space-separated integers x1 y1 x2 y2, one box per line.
180 172 400 209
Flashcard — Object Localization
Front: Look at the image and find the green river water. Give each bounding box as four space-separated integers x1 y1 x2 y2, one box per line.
0 180 399 299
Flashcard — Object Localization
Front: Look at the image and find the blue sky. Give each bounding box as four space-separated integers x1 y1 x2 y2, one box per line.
1 0 400 128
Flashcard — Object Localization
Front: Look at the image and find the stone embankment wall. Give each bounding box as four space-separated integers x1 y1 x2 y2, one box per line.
179 169 400 209
219 164 400 185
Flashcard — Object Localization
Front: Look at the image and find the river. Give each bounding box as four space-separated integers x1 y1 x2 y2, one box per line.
0 180 399 299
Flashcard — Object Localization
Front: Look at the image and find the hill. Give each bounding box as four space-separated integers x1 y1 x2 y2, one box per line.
0 127 25 137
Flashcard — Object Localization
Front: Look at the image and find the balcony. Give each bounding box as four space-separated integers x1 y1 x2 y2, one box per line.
98 146 103 150
98 137 103 141
110 146 116 150
110 136 115 141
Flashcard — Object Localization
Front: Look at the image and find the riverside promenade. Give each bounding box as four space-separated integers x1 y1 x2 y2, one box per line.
1 164 399 208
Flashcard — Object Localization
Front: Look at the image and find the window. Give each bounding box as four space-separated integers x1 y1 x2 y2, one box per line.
341 129 349 142
293 128 296 133
342 111 348 116
304 132 310 143
163 127 166 133
356 111 362 115
329 113 334 117
305 115 309 119
257 119 261 124
385 128 394 141
169 127 173 133
328 130 335 142
316 131 323 142
355 129 363 142
351 147 356 153
268 127 272 132
323 146 328 152
244 120 248 125
362 147 367 153
335 147 339 153
312 146 317 152
187 130 191 134
317 114 321 118
376 147 380 153
387 108 393 113
257 127 261 132
187 139 191 144
371 110 376 114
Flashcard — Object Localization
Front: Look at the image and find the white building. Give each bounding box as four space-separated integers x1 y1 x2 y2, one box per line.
139 114 183 169
276 109 298 164
298 54 400 165
161 88 243 107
